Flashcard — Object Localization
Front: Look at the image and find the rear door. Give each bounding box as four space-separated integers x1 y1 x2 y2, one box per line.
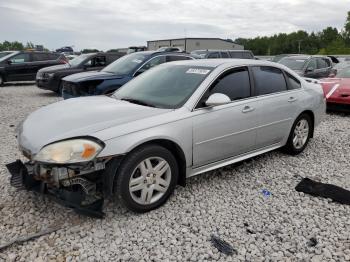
192 67 259 166
5 53 32 81
251 66 302 148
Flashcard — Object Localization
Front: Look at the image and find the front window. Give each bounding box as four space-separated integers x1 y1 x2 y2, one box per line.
102 53 149 75
336 67 350 78
69 54 92 67
113 64 213 109
10 53 30 63
279 58 307 70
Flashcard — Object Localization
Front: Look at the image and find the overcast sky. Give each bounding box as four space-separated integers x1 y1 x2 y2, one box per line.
0 0 349 51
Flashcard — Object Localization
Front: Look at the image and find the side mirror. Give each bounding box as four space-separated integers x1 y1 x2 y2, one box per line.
328 72 336 78
306 67 314 73
205 93 231 107
7 60 12 65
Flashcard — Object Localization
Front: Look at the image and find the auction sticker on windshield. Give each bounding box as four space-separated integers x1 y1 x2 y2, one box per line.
186 68 210 75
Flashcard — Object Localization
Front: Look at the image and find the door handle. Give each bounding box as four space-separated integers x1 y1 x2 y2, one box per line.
242 106 255 113
288 97 297 102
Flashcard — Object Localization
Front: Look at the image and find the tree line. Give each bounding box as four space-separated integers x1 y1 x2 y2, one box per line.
1 11 350 56
234 11 350 55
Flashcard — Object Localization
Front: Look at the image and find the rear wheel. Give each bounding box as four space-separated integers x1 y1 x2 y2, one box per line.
57 82 63 95
284 113 312 155
114 145 178 212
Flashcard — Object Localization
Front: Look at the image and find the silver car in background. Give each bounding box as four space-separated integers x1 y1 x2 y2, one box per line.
6 59 325 216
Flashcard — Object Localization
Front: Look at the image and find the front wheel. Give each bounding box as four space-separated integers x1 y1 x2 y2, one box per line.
0 75 4 86
115 145 178 212
284 114 312 155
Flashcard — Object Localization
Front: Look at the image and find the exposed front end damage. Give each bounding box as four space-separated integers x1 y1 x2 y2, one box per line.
6 157 122 218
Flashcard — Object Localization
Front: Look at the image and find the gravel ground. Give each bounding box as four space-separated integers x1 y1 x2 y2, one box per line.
0 83 350 262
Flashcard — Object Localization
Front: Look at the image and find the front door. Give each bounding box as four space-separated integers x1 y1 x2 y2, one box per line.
192 67 258 167
5 53 32 81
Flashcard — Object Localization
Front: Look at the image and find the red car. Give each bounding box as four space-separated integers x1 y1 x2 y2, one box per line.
320 66 350 112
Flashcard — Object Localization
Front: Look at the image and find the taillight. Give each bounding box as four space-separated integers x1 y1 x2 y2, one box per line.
59 57 68 64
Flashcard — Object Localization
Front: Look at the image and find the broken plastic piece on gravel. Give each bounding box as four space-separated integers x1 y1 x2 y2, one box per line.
307 237 318 247
210 234 237 255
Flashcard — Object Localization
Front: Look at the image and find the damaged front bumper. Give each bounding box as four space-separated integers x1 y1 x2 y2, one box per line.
6 158 120 218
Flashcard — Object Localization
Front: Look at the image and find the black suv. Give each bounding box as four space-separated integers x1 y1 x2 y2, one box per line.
0 51 67 85
36 52 124 93
278 55 335 78
190 49 255 59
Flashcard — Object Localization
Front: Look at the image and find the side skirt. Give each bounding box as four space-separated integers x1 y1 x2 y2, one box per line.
187 143 282 178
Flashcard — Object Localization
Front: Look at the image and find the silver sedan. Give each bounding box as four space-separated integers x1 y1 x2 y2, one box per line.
7 59 325 215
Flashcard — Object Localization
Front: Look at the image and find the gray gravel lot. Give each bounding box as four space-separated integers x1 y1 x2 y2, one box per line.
0 83 350 261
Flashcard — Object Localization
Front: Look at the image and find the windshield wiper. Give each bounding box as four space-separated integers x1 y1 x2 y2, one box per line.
120 98 156 108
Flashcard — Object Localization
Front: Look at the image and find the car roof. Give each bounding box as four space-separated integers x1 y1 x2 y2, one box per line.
167 58 280 68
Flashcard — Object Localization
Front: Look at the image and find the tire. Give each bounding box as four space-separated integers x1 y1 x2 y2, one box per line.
284 113 312 155
0 75 4 86
57 82 63 95
114 144 178 213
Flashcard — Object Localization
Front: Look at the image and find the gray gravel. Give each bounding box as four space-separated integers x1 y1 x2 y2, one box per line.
0 83 350 261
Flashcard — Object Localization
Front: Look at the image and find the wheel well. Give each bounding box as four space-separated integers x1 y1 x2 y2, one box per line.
300 110 315 137
132 139 187 186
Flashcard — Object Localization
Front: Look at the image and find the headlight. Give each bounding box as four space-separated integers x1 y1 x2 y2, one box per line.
34 139 103 164
44 72 54 79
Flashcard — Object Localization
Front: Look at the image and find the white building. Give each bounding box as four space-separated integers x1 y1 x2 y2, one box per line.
147 38 244 52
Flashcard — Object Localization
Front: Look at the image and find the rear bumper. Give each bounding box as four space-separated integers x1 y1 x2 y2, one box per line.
6 159 105 218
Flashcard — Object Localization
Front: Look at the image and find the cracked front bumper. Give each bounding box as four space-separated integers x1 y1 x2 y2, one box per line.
6 159 105 218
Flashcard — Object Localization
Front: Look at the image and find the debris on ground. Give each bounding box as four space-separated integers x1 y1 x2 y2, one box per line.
307 237 318 247
296 177 350 205
210 234 237 255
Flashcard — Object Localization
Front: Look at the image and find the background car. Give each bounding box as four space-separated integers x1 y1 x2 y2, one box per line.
0 51 67 85
61 51 194 99
278 55 334 78
56 46 74 53
320 66 350 112
271 54 306 63
190 49 255 59
36 52 124 93
157 47 183 52
7 59 325 214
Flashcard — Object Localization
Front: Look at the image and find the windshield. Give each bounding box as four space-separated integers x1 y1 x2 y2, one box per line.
0 51 16 62
102 52 149 75
69 54 92 67
113 64 213 109
336 67 350 78
279 57 307 70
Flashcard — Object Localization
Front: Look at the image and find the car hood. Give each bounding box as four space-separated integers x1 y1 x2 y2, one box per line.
39 64 70 73
320 78 350 98
63 71 124 82
18 96 171 154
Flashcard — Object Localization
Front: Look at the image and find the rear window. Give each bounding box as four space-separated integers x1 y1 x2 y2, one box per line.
242 52 254 59
32 53 49 61
252 66 288 95
229 51 243 58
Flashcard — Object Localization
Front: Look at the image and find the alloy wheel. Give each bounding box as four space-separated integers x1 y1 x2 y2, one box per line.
129 157 171 205
293 119 309 149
